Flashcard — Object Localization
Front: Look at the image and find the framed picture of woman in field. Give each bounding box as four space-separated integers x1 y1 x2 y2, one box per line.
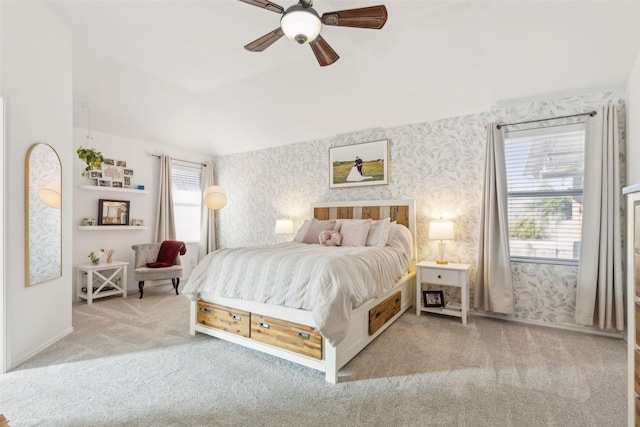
329 139 389 188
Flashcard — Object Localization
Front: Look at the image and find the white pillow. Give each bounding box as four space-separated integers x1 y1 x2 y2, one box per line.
293 220 311 243
366 217 391 247
385 221 398 245
340 219 372 247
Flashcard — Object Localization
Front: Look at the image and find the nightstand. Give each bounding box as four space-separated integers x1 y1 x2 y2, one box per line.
416 261 471 324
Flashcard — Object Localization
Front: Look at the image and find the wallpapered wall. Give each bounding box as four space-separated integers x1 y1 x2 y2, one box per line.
215 89 625 330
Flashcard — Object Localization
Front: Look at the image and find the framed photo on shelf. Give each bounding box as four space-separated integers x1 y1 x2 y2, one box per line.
112 181 123 188
97 179 111 187
98 199 130 226
89 170 103 179
423 290 444 308
329 139 389 188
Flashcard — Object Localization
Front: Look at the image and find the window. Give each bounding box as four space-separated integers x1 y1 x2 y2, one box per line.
171 164 202 242
504 123 585 263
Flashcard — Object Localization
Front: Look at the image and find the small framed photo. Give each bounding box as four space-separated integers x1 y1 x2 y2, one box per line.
123 168 134 176
103 158 115 166
112 181 123 188
423 290 444 308
89 170 103 179
97 179 111 187
116 160 127 167
98 199 130 225
124 176 131 187
131 218 144 226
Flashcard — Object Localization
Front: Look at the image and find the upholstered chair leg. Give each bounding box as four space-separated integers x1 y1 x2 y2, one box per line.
138 281 144 299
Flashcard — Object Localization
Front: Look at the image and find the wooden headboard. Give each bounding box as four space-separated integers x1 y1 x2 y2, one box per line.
310 199 417 267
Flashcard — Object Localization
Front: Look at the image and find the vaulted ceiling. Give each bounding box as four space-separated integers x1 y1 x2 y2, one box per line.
48 1 640 156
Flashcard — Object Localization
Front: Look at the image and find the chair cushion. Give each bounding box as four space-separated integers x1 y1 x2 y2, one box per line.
147 240 186 268
133 265 183 282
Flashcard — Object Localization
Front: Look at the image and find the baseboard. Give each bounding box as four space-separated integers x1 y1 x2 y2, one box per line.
10 326 74 370
470 310 624 339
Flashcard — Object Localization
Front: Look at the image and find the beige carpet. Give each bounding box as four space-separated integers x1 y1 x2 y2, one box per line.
0 285 627 426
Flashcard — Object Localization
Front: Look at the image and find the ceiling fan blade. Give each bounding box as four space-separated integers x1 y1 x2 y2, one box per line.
237 0 284 14
244 28 285 52
310 35 339 67
321 5 388 29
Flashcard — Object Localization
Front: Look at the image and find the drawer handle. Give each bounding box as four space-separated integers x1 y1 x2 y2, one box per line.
231 314 242 322
298 332 310 340
259 322 270 329
202 307 212 314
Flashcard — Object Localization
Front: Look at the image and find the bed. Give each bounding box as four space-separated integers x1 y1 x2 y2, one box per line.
183 199 416 383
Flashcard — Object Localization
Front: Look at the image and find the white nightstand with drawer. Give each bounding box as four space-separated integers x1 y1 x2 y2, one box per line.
416 261 471 324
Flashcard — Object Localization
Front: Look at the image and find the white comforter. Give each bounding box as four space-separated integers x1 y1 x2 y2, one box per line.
182 225 412 345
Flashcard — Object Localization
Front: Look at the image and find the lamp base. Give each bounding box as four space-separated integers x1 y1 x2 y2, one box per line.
436 241 448 265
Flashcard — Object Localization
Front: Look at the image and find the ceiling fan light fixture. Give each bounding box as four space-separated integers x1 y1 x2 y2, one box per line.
281 6 322 45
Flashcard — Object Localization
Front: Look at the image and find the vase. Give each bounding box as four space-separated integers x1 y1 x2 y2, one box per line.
107 255 112 263
91 258 100 265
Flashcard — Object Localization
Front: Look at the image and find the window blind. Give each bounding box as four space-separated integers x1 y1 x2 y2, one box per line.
504 124 585 262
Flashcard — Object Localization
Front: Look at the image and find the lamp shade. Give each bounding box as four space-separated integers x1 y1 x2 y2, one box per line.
281 6 322 44
428 219 454 241
275 219 294 235
38 181 61 209
203 186 227 210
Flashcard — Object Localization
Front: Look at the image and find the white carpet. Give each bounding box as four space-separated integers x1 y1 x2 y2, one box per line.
0 285 627 426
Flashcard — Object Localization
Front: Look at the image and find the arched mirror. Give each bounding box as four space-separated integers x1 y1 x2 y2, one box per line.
25 143 62 286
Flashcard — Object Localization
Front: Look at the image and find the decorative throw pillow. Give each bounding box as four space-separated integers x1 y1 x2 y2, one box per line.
319 230 342 246
366 217 391 247
302 219 337 244
340 219 372 247
293 220 311 243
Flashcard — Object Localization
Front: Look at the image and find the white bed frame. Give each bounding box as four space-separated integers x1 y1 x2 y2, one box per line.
189 199 416 383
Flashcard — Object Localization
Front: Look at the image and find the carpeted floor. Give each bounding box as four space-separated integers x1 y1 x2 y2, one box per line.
0 285 627 426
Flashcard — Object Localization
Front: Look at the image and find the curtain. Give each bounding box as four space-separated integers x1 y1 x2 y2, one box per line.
154 155 176 242
474 123 514 314
198 160 217 260
575 105 623 330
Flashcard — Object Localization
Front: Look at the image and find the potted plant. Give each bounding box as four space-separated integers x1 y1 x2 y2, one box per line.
77 146 104 176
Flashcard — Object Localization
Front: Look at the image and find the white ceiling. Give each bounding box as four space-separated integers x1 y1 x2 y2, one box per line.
47 1 640 156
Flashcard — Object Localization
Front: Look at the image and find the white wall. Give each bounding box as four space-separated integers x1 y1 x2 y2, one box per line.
626 50 640 186
72 128 212 297
1 2 73 369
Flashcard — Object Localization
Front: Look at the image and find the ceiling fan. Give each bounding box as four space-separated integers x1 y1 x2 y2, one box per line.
239 0 388 67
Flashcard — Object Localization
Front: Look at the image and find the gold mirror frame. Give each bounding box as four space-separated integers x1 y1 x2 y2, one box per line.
25 143 62 286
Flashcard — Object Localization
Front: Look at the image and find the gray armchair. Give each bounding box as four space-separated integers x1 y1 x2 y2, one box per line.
132 243 184 298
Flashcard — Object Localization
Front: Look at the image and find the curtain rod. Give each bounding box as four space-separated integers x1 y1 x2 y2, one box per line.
149 153 207 167
496 110 597 130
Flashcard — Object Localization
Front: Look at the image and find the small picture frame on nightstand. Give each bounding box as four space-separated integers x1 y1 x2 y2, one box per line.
423 290 444 308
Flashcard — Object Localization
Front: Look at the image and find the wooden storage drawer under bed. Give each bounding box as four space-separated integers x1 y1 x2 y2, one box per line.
251 314 322 360
197 301 251 338
369 291 401 335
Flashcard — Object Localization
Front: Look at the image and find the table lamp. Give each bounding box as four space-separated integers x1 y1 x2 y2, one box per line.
428 218 455 265
275 219 294 242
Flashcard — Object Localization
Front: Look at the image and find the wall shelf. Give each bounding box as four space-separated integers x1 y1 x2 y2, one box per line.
77 225 148 231
79 184 148 194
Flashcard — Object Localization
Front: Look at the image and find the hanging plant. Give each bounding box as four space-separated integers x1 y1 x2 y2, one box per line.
77 146 104 176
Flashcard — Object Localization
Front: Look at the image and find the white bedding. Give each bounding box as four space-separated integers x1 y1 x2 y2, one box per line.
182 224 412 345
